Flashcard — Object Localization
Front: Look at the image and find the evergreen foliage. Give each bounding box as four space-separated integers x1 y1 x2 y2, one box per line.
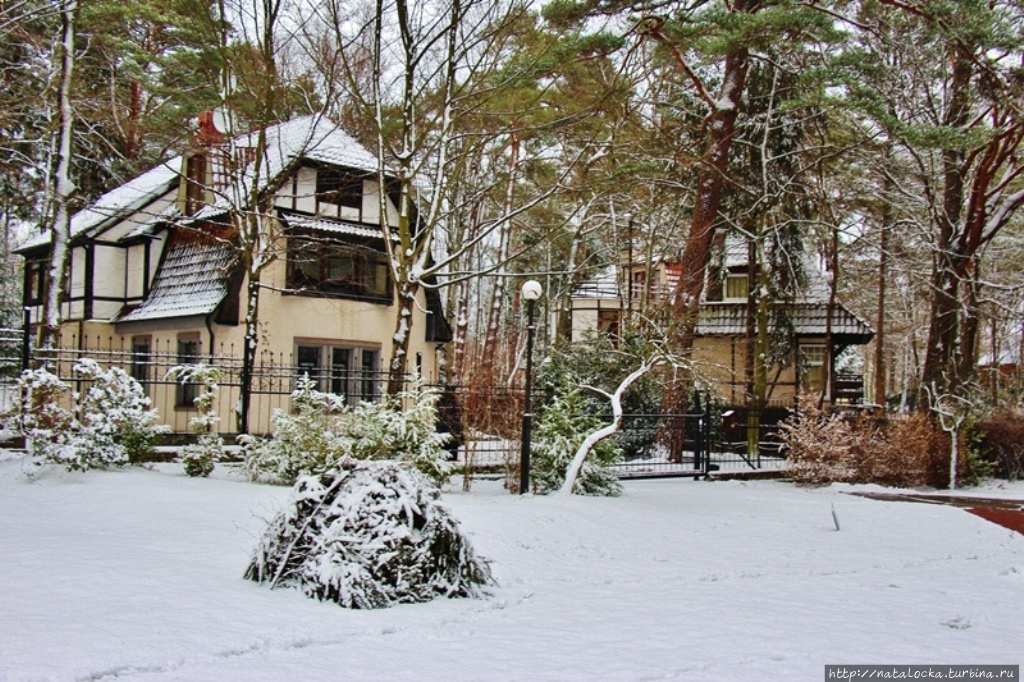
532 385 622 496
245 461 493 609
167 364 225 478
242 378 454 486
2 362 165 471
241 375 350 484
72 359 167 465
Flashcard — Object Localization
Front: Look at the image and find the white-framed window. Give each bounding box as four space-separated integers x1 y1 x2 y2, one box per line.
724 273 748 301
295 341 381 404
800 344 827 394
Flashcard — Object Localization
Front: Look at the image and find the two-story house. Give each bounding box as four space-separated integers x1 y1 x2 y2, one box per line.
560 236 874 407
18 113 451 434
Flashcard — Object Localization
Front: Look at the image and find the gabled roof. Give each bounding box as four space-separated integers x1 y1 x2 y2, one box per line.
696 302 874 341
199 114 381 215
19 114 382 253
17 159 181 252
116 228 237 323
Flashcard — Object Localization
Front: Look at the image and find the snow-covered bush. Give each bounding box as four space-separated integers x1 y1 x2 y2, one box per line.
532 386 622 496
2 363 165 472
167 364 225 477
342 386 454 485
778 397 856 485
243 379 454 486
245 461 493 609
73 359 167 465
241 375 349 484
2 367 81 469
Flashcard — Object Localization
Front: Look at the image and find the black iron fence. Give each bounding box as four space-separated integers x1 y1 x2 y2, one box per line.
0 332 793 478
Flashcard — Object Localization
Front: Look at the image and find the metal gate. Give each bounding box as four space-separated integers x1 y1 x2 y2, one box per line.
609 403 713 480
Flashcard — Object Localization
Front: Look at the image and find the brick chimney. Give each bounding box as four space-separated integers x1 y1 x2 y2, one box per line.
195 110 226 146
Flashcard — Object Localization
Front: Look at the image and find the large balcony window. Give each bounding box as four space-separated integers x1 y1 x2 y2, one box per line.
287 235 392 303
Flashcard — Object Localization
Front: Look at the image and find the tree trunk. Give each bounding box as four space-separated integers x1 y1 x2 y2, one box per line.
40 0 78 352
668 11 753 361
873 213 889 406
922 46 972 396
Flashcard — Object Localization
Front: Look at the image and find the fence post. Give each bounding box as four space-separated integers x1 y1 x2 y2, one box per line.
703 396 712 478
22 307 31 371
692 391 700 471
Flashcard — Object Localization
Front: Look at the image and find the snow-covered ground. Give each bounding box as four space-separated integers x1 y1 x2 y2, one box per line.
1 457 1022 681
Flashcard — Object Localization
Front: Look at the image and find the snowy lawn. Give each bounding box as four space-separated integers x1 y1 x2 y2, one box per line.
1 458 1022 681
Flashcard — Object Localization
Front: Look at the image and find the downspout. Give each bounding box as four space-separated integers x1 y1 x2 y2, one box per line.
205 314 215 357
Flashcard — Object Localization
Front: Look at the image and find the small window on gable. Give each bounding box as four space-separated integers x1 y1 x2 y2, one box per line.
724 273 748 301
316 170 363 215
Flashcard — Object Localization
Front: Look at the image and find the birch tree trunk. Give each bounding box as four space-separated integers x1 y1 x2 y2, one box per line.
40 0 78 352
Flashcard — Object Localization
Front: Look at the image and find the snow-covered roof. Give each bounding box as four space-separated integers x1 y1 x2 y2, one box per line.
116 229 237 323
572 268 621 299
125 204 182 239
204 115 381 214
279 210 387 241
696 302 874 341
571 245 874 342
20 115 382 253
17 159 181 252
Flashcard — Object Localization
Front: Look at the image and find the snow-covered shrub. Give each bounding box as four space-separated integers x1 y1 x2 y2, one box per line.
532 386 622 496
245 461 493 609
342 386 454 485
2 367 82 469
73 359 167 465
778 397 856 485
242 375 349 484
167 364 225 477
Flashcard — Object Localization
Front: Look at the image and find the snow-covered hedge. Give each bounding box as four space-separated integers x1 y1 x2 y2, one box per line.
245 461 492 609
241 375 349 484
242 377 454 486
2 362 166 471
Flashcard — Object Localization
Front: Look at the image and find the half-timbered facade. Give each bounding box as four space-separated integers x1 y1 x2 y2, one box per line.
18 114 451 433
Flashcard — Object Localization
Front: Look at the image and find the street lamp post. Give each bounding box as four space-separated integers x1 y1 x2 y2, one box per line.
520 279 543 495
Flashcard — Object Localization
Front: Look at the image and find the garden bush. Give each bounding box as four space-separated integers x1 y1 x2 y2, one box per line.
245 461 492 609
241 375 349 484
243 377 454 486
780 398 975 488
777 397 857 485
167 364 225 477
3 363 166 472
974 412 1024 480
531 386 622 496
74 359 167 465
